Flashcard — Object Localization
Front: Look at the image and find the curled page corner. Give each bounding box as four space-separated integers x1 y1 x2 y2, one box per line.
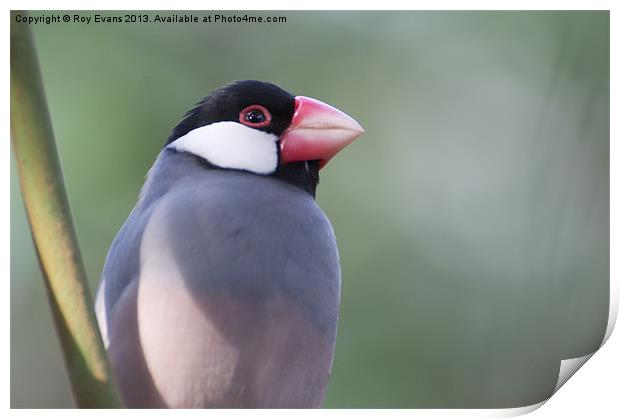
489 273 617 418
485 353 595 418
553 353 595 393
548 290 617 396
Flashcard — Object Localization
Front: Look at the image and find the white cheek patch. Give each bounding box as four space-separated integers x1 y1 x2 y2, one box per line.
167 121 278 175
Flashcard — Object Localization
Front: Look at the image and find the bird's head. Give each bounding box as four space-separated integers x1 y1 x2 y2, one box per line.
165 80 364 196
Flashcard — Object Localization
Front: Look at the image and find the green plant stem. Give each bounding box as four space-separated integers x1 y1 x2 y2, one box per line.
10 12 122 408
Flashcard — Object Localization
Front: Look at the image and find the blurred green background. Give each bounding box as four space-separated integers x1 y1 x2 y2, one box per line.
11 11 609 408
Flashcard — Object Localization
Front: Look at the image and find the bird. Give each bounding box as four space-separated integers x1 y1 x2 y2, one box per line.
94 80 364 408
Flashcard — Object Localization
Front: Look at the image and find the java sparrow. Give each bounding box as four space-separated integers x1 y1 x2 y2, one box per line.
95 80 364 408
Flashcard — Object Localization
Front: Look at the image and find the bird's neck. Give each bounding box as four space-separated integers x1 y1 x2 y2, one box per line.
139 150 319 209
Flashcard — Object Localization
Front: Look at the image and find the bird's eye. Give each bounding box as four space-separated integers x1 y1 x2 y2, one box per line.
246 110 265 123
239 105 272 128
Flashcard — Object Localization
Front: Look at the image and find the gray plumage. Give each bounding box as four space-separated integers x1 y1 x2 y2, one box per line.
95 150 341 408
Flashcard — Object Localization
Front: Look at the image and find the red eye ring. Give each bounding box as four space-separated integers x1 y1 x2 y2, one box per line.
239 104 272 128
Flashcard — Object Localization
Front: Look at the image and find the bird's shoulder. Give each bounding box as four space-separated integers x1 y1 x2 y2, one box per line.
99 169 338 310
147 170 339 276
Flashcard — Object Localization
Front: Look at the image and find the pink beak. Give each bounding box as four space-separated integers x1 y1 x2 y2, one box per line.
279 96 364 169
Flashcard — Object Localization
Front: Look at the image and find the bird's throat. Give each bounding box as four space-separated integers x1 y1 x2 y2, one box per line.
273 160 320 198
